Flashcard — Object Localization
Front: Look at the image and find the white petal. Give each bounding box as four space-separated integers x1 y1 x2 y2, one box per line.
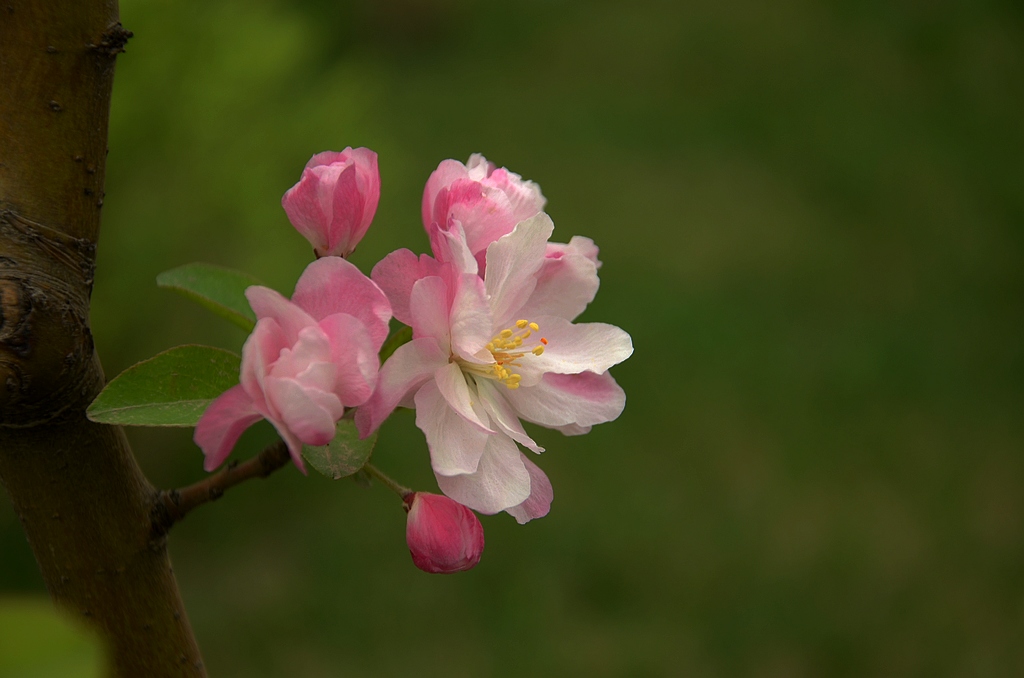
434 362 493 433
354 337 447 436
475 378 542 453
449 273 493 362
515 316 633 386
435 433 530 514
504 371 626 429
518 237 600 321
415 379 490 476
484 213 553 327
429 221 478 275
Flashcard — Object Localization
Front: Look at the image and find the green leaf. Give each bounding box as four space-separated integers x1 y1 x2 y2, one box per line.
302 419 377 480
380 324 412 362
87 345 241 427
157 262 262 331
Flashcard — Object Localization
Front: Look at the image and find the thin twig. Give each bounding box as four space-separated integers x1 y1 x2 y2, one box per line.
363 462 414 501
151 440 291 537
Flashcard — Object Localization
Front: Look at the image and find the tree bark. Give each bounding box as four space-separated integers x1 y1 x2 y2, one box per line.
0 1 205 674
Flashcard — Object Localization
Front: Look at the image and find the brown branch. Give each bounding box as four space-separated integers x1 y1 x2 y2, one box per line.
1 2 207 675
152 440 292 537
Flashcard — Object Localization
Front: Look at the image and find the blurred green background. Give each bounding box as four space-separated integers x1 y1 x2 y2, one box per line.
3 0 1023 675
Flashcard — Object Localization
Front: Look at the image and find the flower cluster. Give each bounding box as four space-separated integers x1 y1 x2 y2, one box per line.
195 149 632 573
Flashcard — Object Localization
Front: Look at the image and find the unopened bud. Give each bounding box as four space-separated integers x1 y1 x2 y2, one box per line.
281 147 380 258
404 493 484 574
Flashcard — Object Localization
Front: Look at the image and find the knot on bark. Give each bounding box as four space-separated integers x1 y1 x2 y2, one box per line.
89 22 133 56
0 210 101 426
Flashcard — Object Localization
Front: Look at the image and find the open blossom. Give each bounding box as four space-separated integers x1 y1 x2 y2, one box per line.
282 147 380 258
359 214 632 521
195 257 391 472
405 493 485 574
422 154 545 269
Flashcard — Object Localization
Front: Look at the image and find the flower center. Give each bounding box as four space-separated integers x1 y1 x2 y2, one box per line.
461 319 547 389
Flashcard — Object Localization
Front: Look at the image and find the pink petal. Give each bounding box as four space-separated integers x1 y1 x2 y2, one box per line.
371 248 441 326
475 379 542 453
245 286 316 345
239 317 289 412
267 420 308 475
435 433 530 514
320 312 380 407
410 276 451 349
484 214 553 327
415 378 491 476
485 167 546 225
422 158 471 229
267 325 333 383
325 164 364 256
505 453 553 524
442 180 518 256
354 337 448 436
194 385 264 472
546 235 600 267
346 147 380 238
292 257 392 349
514 315 633 386
518 237 601 322
304 150 347 169
504 370 626 430
281 168 329 252
264 376 343 446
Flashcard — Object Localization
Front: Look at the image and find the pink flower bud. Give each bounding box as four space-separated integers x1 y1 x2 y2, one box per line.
282 147 380 258
405 493 484 574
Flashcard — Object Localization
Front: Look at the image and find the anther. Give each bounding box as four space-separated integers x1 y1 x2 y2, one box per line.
532 346 544 356
516 319 528 328
529 322 540 331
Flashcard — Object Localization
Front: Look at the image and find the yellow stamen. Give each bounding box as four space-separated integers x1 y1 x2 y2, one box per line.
461 319 550 389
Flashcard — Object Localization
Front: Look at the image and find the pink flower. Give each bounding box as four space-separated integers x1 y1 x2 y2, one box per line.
282 147 380 258
422 154 545 269
195 257 392 472
405 492 485 574
359 214 632 521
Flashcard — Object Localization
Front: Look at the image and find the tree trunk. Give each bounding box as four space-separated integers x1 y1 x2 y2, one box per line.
0 1 205 674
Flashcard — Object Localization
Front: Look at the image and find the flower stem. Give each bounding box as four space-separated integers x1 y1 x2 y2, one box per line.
363 463 413 501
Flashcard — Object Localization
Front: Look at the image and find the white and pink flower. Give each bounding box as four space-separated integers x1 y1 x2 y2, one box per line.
195 257 392 472
359 214 632 522
282 147 380 258
422 154 545 270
